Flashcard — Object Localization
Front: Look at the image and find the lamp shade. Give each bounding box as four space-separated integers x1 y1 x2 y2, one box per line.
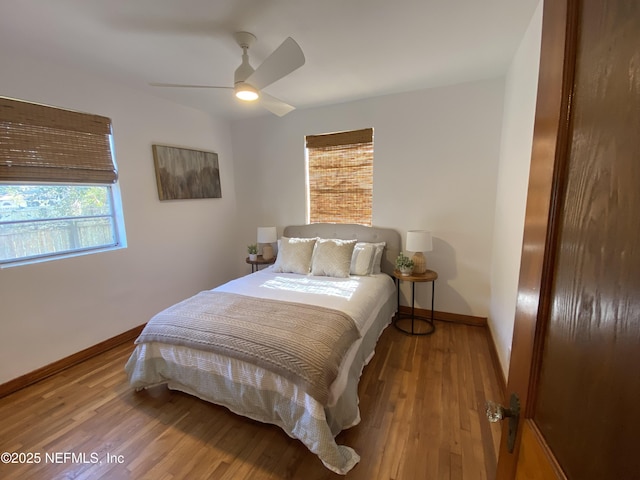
257 226 277 244
406 230 432 274
257 226 277 261
406 230 433 252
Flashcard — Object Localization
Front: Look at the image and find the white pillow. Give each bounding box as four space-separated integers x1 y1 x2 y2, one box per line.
311 238 357 278
350 242 386 275
272 237 317 274
371 242 386 274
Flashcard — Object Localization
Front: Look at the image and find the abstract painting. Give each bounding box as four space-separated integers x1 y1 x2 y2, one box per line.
152 145 222 200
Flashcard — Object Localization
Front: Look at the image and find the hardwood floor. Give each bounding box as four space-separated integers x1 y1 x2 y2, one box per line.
0 321 504 479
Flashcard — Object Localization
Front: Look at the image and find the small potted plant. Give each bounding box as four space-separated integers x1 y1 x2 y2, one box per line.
395 252 414 276
247 244 258 261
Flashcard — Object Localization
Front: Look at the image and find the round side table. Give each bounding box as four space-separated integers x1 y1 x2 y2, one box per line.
246 255 276 273
392 269 438 335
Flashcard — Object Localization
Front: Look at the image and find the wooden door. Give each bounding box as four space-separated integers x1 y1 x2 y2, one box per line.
496 0 640 478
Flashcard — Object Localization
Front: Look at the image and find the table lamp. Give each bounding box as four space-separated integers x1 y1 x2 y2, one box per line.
257 226 277 260
406 230 433 274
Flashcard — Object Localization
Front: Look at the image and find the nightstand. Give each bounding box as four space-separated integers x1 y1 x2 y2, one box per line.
392 269 438 335
246 255 276 273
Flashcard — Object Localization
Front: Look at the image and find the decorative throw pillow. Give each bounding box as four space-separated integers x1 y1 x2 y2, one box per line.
350 242 386 275
272 237 317 274
311 238 357 278
370 242 386 274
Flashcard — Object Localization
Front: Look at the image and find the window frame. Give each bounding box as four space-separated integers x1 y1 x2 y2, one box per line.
0 96 126 267
0 181 127 267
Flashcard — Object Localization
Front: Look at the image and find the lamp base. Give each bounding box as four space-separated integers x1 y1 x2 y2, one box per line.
262 244 274 261
412 252 427 274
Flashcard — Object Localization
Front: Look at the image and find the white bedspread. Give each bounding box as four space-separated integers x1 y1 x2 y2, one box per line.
126 269 396 474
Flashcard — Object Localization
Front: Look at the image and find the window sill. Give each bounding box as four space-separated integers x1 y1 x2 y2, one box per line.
0 244 127 269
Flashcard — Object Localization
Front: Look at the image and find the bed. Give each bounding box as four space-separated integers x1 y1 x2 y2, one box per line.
125 223 400 474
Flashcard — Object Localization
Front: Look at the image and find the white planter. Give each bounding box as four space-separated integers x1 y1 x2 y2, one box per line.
399 266 413 276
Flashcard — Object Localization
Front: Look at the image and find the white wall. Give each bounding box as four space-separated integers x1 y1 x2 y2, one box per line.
489 0 543 377
0 52 239 383
231 78 505 318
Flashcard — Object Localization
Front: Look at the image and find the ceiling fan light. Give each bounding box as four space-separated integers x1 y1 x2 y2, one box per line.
235 83 259 101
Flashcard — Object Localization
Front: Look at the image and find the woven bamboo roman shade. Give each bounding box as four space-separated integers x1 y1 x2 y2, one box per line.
306 128 373 226
0 97 117 184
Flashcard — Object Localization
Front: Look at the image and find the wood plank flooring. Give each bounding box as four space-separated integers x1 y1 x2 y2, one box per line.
0 321 504 479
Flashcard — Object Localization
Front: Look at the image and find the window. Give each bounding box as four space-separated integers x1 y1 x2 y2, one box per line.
0 97 126 266
305 128 373 225
0 184 122 263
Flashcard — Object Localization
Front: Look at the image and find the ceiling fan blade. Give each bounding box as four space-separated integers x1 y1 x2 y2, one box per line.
246 37 305 90
259 91 295 117
149 83 233 89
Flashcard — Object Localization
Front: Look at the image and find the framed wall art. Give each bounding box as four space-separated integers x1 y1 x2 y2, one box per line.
152 145 222 200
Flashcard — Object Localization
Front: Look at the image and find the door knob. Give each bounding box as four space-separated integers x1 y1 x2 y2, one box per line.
486 393 520 453
486 400 517 422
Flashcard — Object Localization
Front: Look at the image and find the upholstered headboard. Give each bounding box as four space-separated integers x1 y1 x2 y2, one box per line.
283 223 401 276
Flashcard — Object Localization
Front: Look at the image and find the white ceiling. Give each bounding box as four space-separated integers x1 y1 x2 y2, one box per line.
1 0 539 120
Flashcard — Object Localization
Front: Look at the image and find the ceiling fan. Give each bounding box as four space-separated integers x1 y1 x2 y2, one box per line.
150 32 305 117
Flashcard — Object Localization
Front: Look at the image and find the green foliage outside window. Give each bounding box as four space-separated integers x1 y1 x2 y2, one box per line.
0 185 117 263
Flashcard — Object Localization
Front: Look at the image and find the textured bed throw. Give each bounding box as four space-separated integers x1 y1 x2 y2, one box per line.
136 291 361 404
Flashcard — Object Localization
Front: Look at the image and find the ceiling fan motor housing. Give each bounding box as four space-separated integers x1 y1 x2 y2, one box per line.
234 51 255 84
234 31 256 84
